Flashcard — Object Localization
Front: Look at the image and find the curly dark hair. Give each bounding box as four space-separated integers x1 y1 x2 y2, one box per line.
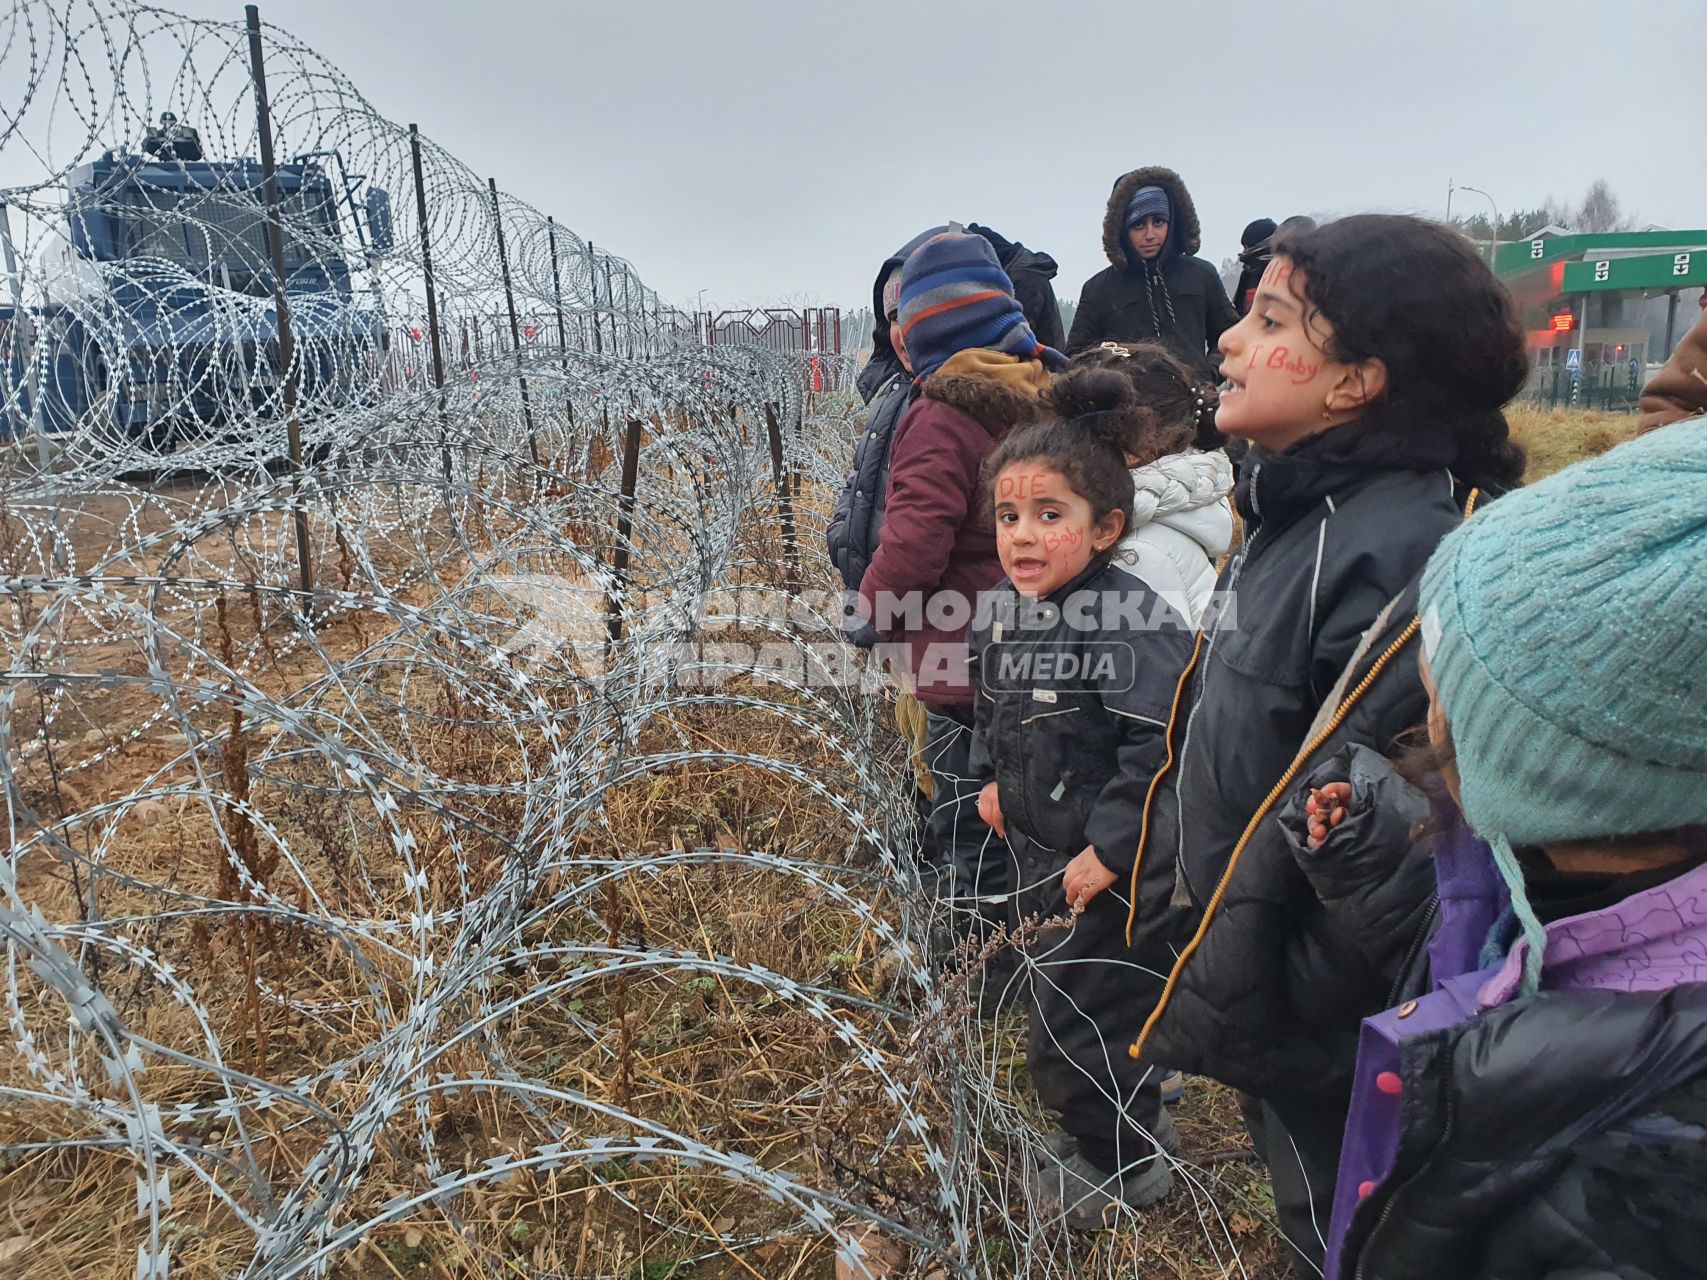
1274 214 1528 493
1051 343 1218 459
981 408 1136 537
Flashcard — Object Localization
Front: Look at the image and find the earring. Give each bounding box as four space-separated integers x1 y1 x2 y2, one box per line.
1321 398 1334 421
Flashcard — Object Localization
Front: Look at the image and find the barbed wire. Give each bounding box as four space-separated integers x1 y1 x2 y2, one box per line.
0 4 1275 1278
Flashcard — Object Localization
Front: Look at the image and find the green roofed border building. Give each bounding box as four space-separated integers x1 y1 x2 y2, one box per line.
1486 227 1707 408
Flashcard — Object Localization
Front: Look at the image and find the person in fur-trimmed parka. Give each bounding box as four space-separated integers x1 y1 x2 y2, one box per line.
1066 166 1239 383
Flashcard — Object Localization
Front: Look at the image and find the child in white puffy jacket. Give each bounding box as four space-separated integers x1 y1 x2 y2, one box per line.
1069 343 1233 626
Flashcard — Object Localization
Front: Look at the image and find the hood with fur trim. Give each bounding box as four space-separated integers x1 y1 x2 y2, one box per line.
919 349 1050 435
1102 167 1203 269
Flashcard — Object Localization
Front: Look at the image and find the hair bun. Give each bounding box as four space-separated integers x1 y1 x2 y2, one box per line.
1047 365 1136 421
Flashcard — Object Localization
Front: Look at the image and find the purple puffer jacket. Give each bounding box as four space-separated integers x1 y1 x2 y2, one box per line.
1325 848 1707 1278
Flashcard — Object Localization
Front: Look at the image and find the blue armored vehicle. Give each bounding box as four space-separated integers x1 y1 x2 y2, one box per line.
4 120 392 450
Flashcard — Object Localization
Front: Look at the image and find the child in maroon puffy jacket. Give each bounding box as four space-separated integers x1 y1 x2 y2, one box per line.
858 230 1065 935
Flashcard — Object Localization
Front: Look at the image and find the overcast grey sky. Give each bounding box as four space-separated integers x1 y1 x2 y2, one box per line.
156 0 1707 312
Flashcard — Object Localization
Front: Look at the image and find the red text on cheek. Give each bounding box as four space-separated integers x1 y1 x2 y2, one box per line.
1245 345 1319 384
1267 346 1319 384
1043 526 1083 553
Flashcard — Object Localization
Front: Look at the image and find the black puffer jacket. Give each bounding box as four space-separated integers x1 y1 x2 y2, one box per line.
969 561 1195 1169
826 371 913 606
967 560 1193 883
1130 424 1472 1098
1065 166 1239 383
1342 984 1707 1280
1272 742 1445 1024
968 223 1066 352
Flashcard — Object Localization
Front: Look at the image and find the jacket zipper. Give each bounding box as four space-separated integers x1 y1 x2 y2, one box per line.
1354 1065 1456 1280
1386 896 1439 1007
1019 706 1080 726
1168 525 1249 879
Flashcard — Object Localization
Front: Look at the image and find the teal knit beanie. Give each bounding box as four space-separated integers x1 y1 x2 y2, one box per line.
1418 423 1707 849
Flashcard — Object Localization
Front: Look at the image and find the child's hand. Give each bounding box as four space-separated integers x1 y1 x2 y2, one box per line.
1305 782 1354 849
977 781 1006 839
1063 846 1118 912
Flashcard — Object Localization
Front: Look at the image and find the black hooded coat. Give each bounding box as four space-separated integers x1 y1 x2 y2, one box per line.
1133 427 1471 1099
1065 167 1239 383
967 223 1066 351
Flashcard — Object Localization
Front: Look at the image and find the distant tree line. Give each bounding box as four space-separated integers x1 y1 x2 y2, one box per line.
1453 178 1638 242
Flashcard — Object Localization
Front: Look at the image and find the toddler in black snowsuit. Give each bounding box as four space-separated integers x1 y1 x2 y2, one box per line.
968 364 1195 1228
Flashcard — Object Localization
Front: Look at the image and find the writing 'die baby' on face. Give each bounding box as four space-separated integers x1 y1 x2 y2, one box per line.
993 465 1123 598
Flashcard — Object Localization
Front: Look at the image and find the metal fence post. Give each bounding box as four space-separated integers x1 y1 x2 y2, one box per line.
547 217 571 373
244 4 314 611
408 125 451 487
602 257 617 360
762 402 798 592
607 417 643 644
546 216 584 467
618 268 631 359
585 242 604 355
488 177 539 469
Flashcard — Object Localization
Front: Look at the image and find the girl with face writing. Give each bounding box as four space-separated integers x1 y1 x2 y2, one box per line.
964 371 1196 1228
1126 215 1531 1276
990 460 1122 600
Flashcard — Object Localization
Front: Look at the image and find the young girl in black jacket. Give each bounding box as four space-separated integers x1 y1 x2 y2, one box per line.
967 367 1195 1228
1125 215 1530 1274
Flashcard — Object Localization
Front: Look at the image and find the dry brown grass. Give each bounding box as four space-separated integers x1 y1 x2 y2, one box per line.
1507 405 1642 482
0 454 1288 1280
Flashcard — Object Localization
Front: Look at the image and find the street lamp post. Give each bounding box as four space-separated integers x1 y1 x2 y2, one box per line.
1458 185 1500 270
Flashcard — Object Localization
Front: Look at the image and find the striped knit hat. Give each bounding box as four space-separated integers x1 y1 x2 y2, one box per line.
898 232 1066 380
1124 185 1171 230
1419 424 1707 990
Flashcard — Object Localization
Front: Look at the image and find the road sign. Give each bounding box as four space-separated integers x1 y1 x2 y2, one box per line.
1565 349 1582 372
